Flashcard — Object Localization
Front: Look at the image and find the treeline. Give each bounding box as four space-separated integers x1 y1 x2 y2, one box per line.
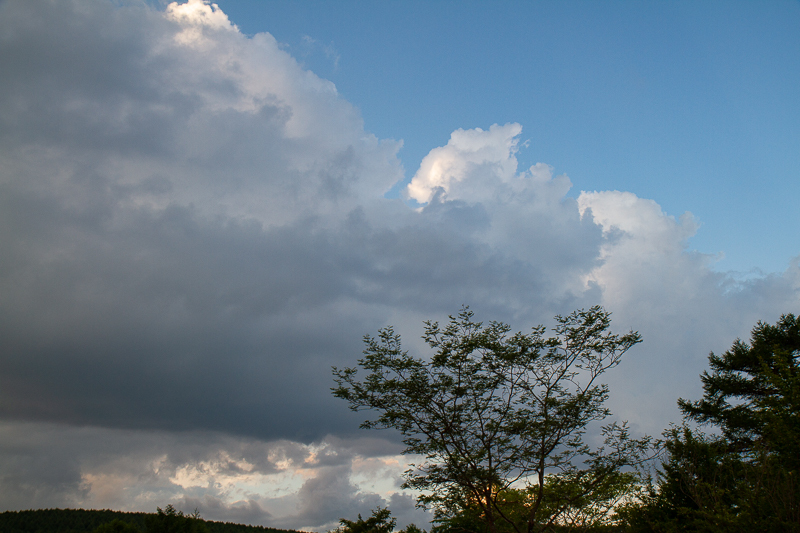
0 506 304 533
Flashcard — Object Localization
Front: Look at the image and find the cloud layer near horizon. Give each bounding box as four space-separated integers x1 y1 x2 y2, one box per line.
1 0 798 529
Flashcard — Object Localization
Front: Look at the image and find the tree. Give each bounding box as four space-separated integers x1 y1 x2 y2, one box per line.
678 313 800 464
621 313 800 532
332 306 653 533
332 507 397 533
145 505 209 533
332 507 425 533
618 425 748 533
678 312 800 530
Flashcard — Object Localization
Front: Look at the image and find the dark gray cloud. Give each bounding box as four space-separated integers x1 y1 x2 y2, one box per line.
177 496 274 529
0 0 389 442
0 0 798 528
0 0 604 442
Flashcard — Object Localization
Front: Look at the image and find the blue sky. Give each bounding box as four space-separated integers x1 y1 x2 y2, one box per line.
217 0 800 275
1 0 799 530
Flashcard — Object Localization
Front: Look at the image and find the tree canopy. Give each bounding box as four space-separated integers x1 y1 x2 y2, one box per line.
331 508 396 533
145 505 209 533
622 313 800 532
678 312 800 462
333 306 652 533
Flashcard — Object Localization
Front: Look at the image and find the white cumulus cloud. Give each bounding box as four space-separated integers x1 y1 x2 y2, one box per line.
407 123 522 204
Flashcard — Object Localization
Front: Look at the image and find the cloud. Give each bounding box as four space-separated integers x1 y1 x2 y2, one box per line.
0 420 421 530
577 191 800 430
0 0 798 528
406 123 523 204
0 0 403 441
166 0 238 34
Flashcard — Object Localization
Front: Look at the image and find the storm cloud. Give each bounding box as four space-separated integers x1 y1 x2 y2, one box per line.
1 0 798 529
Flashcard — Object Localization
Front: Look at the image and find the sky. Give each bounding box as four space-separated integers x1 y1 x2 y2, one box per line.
0 0 798 530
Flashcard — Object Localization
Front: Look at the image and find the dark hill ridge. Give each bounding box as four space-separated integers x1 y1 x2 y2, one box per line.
0 508 306 533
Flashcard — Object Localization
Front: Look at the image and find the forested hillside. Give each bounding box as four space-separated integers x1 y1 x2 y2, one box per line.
0 508 303 533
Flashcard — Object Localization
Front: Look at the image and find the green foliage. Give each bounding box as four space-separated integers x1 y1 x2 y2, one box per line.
145 505 210 533
433 481 638 533
621 313 800 532
0 508 298 533
331 508 397 533
678 313 800 461
618 427 743 532
329 507 426 533
333 306 652 533
93 519 143 533
332 507 426 533
400 523 427 533
0 509 148 533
